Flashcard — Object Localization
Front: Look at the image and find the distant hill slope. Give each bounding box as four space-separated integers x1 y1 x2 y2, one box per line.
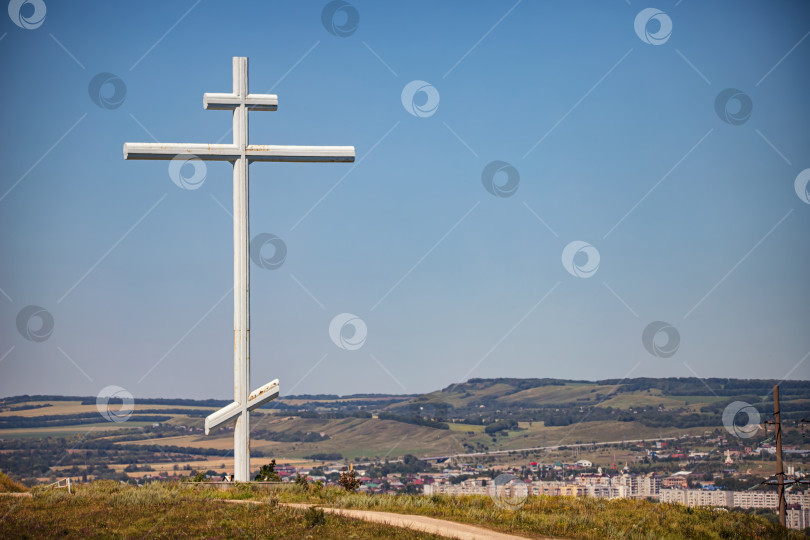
405 377 809 415
1 377 807 471
4 377 806 408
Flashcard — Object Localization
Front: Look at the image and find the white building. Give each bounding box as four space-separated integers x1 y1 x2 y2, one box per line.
617 474 660 499
424 478 489 496
489 481 529 500
528 481 578 497
787 492 810 507
732 490 778 509
787 505 810 530
423 475 809 530
575 474 611 487
583 484 627 499
660 489 734 507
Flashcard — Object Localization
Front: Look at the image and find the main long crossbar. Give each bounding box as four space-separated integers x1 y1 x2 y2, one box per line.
124 143 355 162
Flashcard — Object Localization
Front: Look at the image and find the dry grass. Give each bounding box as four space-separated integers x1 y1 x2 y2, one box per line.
0 481 444 539
270 485 801 540
1 480 800 539
0 472 27 493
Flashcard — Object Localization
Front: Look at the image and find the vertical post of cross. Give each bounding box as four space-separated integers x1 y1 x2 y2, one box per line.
233 57 251 483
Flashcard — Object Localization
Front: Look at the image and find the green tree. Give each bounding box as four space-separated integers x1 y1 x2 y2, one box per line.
294 473 309 491
338 467 362 492
254 459 281 482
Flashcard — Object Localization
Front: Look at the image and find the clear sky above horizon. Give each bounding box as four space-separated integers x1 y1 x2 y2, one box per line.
1 0 809 401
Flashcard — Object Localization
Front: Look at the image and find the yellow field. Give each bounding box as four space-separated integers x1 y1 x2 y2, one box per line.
110 415 468 459
499 383 615 405
448 423 484 433
595 392 689 410
0 422 154 438
0 401 217 418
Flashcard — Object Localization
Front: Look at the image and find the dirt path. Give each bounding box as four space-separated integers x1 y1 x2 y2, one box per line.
224 499 550 540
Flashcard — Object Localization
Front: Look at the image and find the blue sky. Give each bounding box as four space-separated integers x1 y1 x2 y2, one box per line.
1 0 808 400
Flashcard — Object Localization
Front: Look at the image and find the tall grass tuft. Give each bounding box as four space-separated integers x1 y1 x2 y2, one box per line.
303 506 326 527
0 472 27 493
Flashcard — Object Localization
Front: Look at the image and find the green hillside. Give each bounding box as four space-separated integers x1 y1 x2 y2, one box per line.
1 377 807 485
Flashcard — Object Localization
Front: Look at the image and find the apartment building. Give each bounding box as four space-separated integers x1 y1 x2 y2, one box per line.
660 488 734 507
732 490 778 509
787 504 810 530
583 484 628 499
617 474 661 498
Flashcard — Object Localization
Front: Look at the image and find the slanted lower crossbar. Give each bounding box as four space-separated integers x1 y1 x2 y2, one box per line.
205 379 280 434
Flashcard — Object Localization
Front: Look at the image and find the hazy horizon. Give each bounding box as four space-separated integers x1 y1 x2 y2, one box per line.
3 374 810 402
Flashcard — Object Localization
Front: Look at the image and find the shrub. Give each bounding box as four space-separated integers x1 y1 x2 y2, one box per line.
303 506 326 527
294 474 309 491
338 469 362 493
254 460 281 482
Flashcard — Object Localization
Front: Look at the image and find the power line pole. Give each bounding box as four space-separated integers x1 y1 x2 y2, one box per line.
774 384 786 528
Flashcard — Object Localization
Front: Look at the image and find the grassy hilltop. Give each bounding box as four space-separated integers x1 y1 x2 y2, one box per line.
0 481 443 539
0 480 802 539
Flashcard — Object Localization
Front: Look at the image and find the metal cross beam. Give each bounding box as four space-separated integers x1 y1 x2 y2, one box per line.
205 379 280 432
124 57 354 482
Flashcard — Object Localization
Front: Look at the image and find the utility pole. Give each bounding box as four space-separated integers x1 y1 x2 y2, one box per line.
774 385 786 528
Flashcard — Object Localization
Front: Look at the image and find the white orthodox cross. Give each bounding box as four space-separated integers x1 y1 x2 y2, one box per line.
124 57 354 482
